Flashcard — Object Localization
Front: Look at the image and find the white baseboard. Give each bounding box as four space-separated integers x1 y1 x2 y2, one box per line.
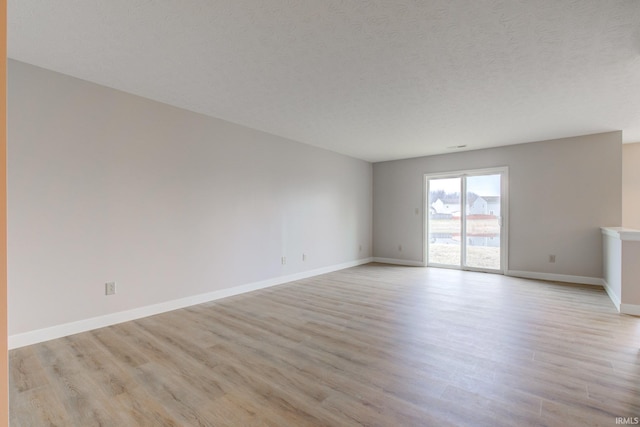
9 257 373 349
600 281 640 316
602 280 622 312
620 304 640 316
505 270 604 286
372 257 425 267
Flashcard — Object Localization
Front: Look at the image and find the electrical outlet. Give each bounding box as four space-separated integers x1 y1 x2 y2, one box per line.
281 256 286 265
549 254 556 263
105 281 116 296
302 253 307 261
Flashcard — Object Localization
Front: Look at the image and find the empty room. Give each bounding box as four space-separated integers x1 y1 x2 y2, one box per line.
4 1 640 426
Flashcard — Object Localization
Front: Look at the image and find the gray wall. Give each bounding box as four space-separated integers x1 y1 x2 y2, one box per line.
8 58 625 337
8 60 372 335
373 132 622 279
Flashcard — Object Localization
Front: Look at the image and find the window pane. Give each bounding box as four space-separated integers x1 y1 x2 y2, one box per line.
428 177 461 266
464 174 501 270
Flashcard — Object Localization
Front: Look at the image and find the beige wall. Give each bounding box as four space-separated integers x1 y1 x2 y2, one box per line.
621 240 640 309
373 132 622 280
623 142 640 229
8 60 372 338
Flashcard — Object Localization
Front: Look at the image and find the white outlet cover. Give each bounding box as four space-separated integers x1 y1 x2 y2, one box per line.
105 281 116 295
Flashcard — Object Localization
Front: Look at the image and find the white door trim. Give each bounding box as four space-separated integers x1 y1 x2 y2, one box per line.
423 166 509 274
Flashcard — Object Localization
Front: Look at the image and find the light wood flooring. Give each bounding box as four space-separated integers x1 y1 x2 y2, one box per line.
9 263 640 426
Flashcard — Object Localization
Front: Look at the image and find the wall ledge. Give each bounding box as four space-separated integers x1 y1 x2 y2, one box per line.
601 226 640 241
8 257 373 349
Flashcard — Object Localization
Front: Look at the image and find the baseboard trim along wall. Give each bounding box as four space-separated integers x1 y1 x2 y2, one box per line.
369 264 606 286
12 261 625 349
372 257 425 267
602 280 622 312
505 270 604 287
9 258 373 349
602 279 640 315
620 304 640 316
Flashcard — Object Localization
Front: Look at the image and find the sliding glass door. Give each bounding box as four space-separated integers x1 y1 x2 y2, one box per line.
426 168 506 272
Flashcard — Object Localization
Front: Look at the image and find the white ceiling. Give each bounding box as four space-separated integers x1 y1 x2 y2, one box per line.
8 1 640 162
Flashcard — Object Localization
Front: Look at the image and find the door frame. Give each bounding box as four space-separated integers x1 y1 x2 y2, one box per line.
423 167 509 273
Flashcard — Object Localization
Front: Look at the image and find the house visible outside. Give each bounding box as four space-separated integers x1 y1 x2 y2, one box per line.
430 198 461 216
469 195 500 216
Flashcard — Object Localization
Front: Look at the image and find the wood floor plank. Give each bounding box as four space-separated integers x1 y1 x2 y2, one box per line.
9 263 640 425
9 346 49 393
111 385 182 427
9 385 71 427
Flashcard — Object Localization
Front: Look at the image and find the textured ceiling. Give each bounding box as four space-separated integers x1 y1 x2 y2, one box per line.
8 0 640 162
